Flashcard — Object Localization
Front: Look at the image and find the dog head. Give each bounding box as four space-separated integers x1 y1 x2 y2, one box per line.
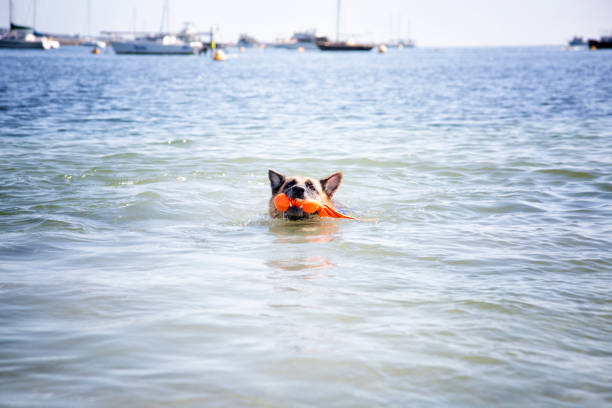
268 169 343 220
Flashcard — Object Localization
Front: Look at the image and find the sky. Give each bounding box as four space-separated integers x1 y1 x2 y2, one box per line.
2 0 611 46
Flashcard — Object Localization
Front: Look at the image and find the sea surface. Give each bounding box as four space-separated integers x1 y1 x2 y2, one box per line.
1 45 611 407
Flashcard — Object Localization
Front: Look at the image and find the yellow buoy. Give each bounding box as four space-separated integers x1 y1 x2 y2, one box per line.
239 46 245 52
297 46 304 52
398 44 403 50
378 44 387 53
213 49 227 61
590 45 597 50
91 47 100 55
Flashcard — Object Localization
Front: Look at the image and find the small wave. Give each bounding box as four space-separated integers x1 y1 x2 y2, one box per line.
165 138 190 146
537 168 597 180
462 201 546 214
453 299 539 315
101 152 143 160
0 241 64 257
594 182 612 193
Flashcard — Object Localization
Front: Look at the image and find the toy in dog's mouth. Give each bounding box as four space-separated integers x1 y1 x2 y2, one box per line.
274 193 357 220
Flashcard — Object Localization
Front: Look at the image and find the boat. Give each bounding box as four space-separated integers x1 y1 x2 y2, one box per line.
104 2 205 55
386 14 416 48
81 0 106 48
568 36 586 47
237 33 264 48
81 40 107 49
316 0 374 51
109 33 203 55
271 30 327 50
0 25 52 49
317 39 374 51
396 39 415 48
588 35 612 49
0 1 55 49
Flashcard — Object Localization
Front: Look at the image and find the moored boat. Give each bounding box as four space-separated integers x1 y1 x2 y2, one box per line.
0 1 55 50
272 30 326 50
316 39 374 51
0 29 51 49
104 2 206 55
110 34 202 55
317 0 374 52
237 33 264 49
568 36 586 47
588 36 612 49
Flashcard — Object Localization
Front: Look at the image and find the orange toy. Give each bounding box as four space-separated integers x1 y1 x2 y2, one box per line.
273 193 358 220
273 193 291 212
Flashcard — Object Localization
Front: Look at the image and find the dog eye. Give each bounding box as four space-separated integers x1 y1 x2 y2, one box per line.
305 181 316 191
284 180 296 190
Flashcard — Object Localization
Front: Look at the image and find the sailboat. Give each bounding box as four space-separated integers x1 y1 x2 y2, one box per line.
316 0 374 51
0 0 55 49
106 1 205 55
108 30 203 55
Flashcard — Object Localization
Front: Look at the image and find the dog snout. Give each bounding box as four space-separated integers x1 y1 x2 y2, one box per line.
289 185 305 199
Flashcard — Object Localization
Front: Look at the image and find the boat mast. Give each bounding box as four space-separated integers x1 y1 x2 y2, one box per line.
335 0 340 41
9 0 12 26
33 0 36 29
397 15 401 43
87 0 91 36
160 0 170 33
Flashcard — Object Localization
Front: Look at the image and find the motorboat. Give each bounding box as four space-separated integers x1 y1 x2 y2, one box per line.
272 30 326 50
82 39 107 48
568 36 586 47
237 33 264 49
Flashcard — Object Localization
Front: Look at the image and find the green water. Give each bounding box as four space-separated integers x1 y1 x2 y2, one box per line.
1 46 611 407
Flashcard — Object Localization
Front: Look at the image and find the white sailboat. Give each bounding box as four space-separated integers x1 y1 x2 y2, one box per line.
110 34 202 55
0 0 56 49
106 1 204 55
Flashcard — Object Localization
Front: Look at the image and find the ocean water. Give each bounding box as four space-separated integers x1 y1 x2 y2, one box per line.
1 46 611 407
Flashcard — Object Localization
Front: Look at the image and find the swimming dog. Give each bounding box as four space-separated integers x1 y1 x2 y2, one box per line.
268 169 343 220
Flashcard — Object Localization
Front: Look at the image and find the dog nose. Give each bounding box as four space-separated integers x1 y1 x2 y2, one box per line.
291 186 305 198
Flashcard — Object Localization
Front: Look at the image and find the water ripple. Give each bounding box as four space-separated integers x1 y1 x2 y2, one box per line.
1 47 611 408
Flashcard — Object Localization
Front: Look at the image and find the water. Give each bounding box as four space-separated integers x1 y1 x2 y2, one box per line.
1 46 611 407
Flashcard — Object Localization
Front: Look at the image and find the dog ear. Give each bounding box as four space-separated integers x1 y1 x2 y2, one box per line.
320 172 343 198
268 169 285 194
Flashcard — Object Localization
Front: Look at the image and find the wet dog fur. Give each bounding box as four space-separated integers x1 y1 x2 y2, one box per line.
268 169 343 221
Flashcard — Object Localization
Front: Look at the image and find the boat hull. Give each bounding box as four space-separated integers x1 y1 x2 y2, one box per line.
111 41 199 55
588 40 612 49
0 38 50 49
272 42 318 50
317 42 374 51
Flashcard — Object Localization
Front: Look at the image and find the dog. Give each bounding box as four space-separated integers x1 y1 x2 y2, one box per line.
268 169 343 221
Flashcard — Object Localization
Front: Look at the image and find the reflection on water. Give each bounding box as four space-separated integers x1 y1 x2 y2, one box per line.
268 256 335 272
269 219 339 244
267 220 337 275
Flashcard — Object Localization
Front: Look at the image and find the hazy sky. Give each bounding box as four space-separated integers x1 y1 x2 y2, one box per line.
2 0 611 46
